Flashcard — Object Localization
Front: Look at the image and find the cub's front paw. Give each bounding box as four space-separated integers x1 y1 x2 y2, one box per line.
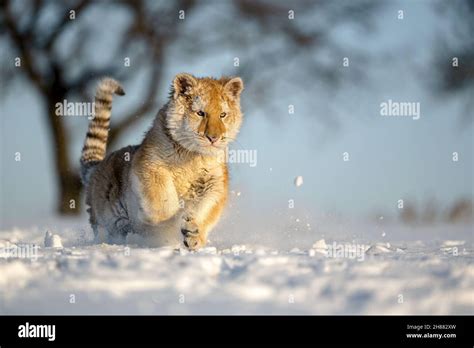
183 234 204 250
181 215 204 250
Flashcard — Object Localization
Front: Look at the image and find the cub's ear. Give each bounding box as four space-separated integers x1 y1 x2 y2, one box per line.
172 73 197 99
224 77 244 99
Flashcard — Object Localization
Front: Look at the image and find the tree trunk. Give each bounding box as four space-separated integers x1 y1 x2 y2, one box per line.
47 91 82 216
57 170 82 215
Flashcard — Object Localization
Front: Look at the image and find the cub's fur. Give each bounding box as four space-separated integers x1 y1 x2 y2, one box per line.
80 74 244 249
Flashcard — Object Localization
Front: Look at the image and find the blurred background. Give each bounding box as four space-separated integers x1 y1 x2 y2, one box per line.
0 0 472 241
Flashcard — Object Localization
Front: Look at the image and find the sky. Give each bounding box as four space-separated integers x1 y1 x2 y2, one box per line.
0 0 472 228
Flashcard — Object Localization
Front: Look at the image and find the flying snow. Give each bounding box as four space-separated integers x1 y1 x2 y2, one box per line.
294 176 304 187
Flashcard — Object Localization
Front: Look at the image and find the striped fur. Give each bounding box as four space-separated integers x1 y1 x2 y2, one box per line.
80 78 125 184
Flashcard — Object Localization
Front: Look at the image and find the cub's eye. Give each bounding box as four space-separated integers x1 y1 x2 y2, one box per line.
197 110 205 117
220 112 227 118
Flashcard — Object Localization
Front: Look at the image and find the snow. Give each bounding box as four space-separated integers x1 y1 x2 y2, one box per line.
44 231 63 249
0 220 472 314
294 176 304 187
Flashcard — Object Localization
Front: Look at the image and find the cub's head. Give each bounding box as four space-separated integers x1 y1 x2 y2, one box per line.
166 73 244 156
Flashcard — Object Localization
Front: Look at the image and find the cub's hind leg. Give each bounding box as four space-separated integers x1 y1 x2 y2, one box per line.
92 225 108 243
86 205 106 243
107 216 132 244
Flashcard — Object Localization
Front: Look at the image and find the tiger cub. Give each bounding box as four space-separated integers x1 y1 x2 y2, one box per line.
80 74 244 249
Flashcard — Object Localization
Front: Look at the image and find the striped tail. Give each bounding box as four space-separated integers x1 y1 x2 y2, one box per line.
80 78 125 185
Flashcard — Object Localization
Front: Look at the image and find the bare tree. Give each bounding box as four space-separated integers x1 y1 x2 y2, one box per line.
399 202 417 226
1 0 196 214
432 0 474 127
0 0 379 215
447 198 473 224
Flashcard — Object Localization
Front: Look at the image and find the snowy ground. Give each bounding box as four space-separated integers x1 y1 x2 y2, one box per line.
0 218 472 315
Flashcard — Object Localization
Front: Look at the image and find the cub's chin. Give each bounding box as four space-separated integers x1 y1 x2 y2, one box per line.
174 136 226 157
195 144 227 157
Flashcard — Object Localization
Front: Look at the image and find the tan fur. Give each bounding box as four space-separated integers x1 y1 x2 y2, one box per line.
81 74 244 249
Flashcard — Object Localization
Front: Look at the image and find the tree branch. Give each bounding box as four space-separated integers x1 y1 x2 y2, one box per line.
42 0 91 50
2 0 48 92
108 51 164 147
107 0 198 147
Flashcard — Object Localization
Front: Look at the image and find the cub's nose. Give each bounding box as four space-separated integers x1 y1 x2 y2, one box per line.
206 135 220 144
